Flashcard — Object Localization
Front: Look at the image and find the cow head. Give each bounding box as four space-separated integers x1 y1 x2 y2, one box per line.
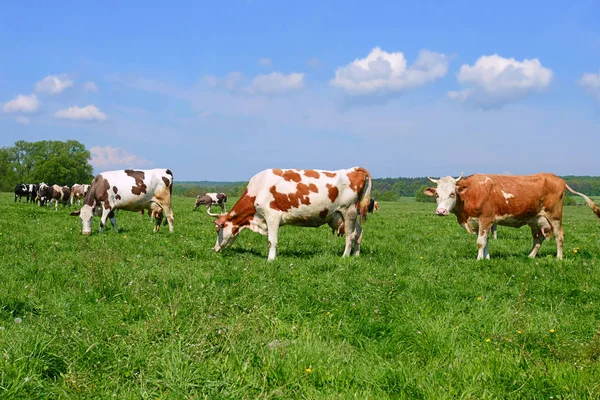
213 215 238 252
424 173 464 216
194 195 202 210
70 204 98 235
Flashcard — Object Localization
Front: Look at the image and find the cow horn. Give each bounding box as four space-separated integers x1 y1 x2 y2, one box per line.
427 176 438 184
456 172 464 181
208 211 222 218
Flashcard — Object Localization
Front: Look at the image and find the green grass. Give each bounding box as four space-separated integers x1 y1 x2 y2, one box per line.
2 193 600 399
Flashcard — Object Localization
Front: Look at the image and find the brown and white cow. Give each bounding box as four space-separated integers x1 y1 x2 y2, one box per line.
194 193 227 215
70 168 174 235
424 173 600 260
70 184 91 206
213 167 372 261
39 185 71 210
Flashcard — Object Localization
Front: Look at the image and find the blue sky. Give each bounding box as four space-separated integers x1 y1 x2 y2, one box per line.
2 0 600 181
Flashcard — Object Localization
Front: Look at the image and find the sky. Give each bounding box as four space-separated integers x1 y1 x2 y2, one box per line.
1 0 600 181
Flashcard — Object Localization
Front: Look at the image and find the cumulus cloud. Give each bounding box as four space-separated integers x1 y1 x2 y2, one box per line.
55 105 108 121
90 146 153 168
448 54 553 108
84 81 99 92
2 94 40 113
247 72 304 95
15 116 31 125
258 58 272 67
330 47 448 96
35 74 73 94
579 70 600 100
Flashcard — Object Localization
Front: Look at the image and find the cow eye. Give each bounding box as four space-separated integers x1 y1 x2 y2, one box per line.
435 193 439 198
449 193 455 198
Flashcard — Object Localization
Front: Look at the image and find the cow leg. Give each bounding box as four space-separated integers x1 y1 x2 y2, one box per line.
551 220 564 260
491 224 497 239
528 226 545 258
266 215 281 261
108 210 118 233
223 203 227 213
476 222 492 260
352 222 363 256
342 212 359 257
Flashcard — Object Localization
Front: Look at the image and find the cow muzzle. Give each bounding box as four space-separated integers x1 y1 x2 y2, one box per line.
435 208 449 216
213 244 222 252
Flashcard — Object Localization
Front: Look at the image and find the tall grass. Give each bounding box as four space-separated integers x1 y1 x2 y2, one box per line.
1 194 600 398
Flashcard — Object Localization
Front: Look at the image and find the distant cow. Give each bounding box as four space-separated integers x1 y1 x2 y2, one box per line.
70 168 174 235
424 173 600 260
39 185 71 210
194 193 227 215
28 184 39 204
14 184 28 202
213 167 372 260
367 199 379 214
37 183 49 206
70 184 91 206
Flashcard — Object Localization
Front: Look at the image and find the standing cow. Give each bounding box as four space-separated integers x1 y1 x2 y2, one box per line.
14 184 28 202
194 193 227 215
70 184 91 206
424 173 600 260
70 168 174 235
213 167 372 261
39 185 71 210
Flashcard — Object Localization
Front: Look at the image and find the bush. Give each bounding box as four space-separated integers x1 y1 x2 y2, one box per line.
415 184 436 203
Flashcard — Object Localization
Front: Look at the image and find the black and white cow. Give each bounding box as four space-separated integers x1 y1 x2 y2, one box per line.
194 193 227 215
14 184 28 202
70 168 175 235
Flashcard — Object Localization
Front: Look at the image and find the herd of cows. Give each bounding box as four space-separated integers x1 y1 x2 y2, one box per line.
12 167 600 261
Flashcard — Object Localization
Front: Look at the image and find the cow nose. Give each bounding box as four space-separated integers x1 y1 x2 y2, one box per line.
82 231 91 236
213 245 221 252
436 208 447 216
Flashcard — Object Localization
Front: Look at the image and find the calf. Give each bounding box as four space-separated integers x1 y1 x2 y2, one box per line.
194 193 227 215
14 184 28 202
424 173 600 259
70 168 174 235
70 184 91 206
214 167 372 260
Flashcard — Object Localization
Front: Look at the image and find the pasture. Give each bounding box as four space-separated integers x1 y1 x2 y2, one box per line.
1 192 600 399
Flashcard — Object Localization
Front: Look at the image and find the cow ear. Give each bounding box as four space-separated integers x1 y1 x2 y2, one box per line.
70 210 81 216
457 185 469 196
423 187 436 197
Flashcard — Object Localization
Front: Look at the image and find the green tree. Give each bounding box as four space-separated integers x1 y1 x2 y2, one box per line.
415 184 436 203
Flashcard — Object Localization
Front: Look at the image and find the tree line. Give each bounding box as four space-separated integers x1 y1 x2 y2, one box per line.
0 140 94 191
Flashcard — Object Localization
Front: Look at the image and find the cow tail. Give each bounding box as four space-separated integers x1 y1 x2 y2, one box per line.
566 184 600 219
166 169 174 195
358 168 372 222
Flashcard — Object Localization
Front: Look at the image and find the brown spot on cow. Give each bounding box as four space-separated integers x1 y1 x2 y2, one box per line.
347 168 368 193
323 171 336 178
319 208 329 218
304 170 320 179
216 189 257 236
162 176 170 191
85 174 111 210
272 168 302 182
326 184 339 203
113 186 118 194
125 169 147 195
270 182 319 211
115 194 122 200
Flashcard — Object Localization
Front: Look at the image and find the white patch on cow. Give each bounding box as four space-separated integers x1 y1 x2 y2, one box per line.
501 190 515 204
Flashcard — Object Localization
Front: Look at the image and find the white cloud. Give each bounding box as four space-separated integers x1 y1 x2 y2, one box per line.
258 58 272 67
247 72 304 95
35 74 73 94
90 146 153 169
579 70 600 100
15 116 31 125
330 47 448 96
448 54 553 108
2 94 40 113
55 105 108 121
84 81 99 92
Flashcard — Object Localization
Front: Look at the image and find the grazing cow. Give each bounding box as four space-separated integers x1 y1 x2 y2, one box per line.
424 173 600 260
367 199 379 214
70 184 91 206
213 167 372 261
36 183 49 206
14 184 28 202
70 168 174 235
39 185 71 210
194 193 227 215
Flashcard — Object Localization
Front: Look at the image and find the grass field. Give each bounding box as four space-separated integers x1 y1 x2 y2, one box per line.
2 193 600 399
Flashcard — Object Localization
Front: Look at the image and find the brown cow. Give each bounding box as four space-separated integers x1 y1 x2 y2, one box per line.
70 184 90 206
424 173 600 260
214 167 372 260
40 185 71 210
